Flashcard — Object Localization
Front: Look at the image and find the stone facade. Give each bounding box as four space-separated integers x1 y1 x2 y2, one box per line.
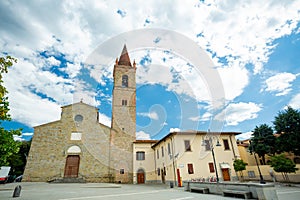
23 45 136 183
23 102 112 182
110 45 136 183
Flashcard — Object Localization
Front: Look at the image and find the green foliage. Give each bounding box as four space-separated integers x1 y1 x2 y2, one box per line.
8 140 31 176
0 56 17 120
0 127 21 166
233 159 248 172
0 55 22 167
270 154 298 182
233 159 248 181
273 106 300 155
249 124 276 164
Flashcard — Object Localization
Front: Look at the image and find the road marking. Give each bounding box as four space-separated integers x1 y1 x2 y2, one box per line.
58 189 170 200
170 197 194 200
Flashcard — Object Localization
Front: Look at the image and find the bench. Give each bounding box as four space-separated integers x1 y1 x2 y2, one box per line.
222 189 251 199
189 187 209 194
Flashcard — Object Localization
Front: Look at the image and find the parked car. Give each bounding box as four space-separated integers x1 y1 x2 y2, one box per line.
15 175 23 182
0 166 11 184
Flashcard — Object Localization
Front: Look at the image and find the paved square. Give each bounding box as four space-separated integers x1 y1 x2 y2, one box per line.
0 182 300 200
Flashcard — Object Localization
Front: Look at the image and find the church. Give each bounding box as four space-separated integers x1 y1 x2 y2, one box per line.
23 45 241 184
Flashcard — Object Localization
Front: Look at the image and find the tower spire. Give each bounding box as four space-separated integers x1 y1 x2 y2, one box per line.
118 44 132 66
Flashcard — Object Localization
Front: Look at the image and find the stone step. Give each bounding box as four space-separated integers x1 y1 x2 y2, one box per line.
48 177 86 183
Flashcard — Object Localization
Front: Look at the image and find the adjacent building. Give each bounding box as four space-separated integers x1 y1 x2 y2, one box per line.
237 139 300 182
133 131 240 185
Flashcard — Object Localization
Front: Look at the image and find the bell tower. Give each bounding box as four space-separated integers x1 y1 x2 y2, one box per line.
110 44 136 183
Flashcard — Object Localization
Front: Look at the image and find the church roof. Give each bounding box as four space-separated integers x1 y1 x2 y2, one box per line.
118 44 132 67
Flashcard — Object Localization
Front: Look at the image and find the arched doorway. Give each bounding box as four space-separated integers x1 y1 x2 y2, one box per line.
220 163 231 181
137 168 145 184
64 146 81 178
64 155 80 178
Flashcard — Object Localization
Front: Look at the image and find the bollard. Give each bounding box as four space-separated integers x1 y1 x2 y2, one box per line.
12 185 21 198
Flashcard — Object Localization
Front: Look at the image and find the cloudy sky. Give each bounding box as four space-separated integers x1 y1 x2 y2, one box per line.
1 0 300 141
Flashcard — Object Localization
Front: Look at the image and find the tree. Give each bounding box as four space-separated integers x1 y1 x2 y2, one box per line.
233 159 248 181
270 154 298 183
0 56 17 120
273 106 300 155
8 140 31 176
0 55 21 166
249 124 276 165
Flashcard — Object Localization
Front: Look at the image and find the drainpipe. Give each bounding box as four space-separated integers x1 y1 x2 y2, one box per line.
154 146 157 178
229 135 237 159
229 135 239 181
171 136 177 186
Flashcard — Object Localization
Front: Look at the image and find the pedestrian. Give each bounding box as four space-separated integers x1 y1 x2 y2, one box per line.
269 168 276 182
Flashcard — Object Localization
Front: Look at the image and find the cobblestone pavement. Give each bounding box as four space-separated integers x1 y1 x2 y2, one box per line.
0 182 300 200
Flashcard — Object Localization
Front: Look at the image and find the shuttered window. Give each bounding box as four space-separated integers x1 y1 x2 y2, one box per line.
184 140 191 151
223 139 230 150
187 163 194 174
136 151 145 160
209 162 215 173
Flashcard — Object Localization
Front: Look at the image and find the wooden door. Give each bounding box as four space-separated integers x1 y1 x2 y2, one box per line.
161 169 165 184
137 172 145 184
64 155 80 178
222 168 230 181
177 169 182 187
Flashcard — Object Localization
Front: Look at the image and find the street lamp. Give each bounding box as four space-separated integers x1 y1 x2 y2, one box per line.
249 141 266 184
202 131 222 183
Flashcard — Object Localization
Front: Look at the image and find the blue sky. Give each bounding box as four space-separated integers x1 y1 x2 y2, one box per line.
0 0 299 141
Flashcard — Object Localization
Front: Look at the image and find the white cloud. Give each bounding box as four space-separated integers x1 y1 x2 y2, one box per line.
264 72 296 96
0 0 300 132
135 50 211 103
236 131 253 140
22 132 34 136
136 131 151 140
218 102 262 126
289 93 300 109
217 63 249 100
137 111 159 120
47 56 61 66
189 112 212 122
8 90 61 127
98 112 111 127
170 128 180 133
13 135 25 141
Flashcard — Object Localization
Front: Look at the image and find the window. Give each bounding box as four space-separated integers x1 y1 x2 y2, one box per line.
204 140 211 151
120 169 124 174
136 151 145 160
223 139 230 150
74 114 83 122
187 163 194 174
157 149 159 159
122 99 127 106
294 157 300 164
157 168 160 176
122 75 128 87
167 143 171 155
248 171 255 178
184 140 191 151
208 162 215 173
161 146 164 157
